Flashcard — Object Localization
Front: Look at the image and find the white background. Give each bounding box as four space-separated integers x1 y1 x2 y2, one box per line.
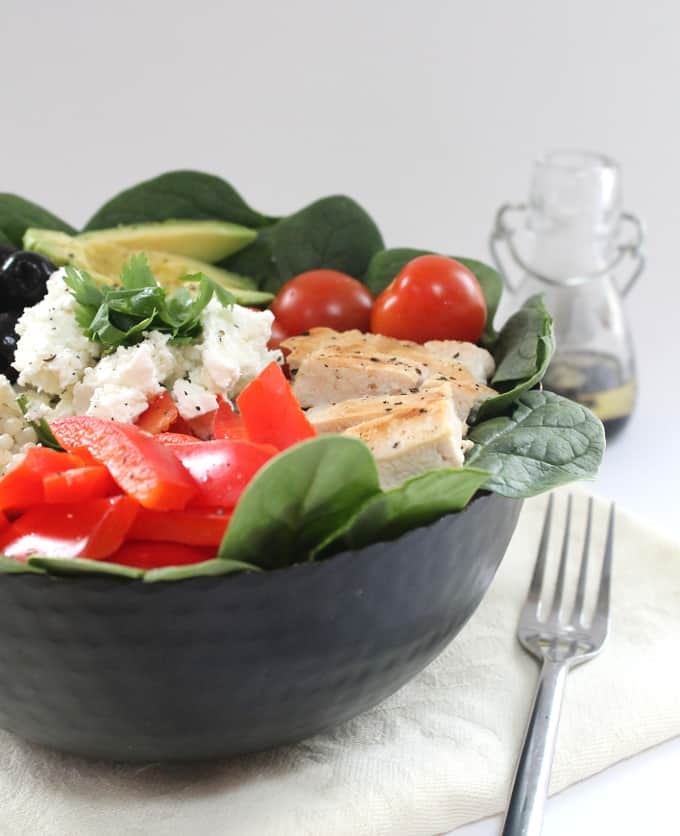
2 1 679 833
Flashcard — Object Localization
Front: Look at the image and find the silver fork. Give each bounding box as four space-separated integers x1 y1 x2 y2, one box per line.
501 494 615 836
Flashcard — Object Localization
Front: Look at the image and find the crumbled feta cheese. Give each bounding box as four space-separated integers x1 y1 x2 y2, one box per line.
186 299 281 397
172 380 218 420
73 332 179 423
14 270 101 394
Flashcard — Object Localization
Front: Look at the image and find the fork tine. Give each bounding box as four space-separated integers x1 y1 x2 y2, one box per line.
525 494 554 616
547 494 572 623
570 496 593 625
592 503 615 636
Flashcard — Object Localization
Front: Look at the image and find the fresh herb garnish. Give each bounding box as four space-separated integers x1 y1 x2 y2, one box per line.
63 254 235 351
16 394 65 451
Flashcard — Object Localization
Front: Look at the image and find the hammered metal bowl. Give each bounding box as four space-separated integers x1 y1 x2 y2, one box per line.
0 492 521 762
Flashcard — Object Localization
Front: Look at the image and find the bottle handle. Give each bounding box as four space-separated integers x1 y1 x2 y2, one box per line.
490 204 646 297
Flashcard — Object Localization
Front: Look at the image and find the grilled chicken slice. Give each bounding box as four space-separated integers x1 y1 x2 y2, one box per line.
292 351 423 408
293 345 494 416
342 388 468 490
305 382 471 433
423 340 495 384
283 327 496 383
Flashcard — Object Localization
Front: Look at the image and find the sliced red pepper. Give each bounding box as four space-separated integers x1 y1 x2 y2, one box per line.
212 396 248 440
128 507 231 546
0 496 139 561
50 417 197 511
0 447 85 513
108 540 214 570
135 390 179 435
236 362 316 450
43 466 119 504
0 511 8 533
156 433 203 446
167 415 196 436
187 408 218 440
164 439 277 509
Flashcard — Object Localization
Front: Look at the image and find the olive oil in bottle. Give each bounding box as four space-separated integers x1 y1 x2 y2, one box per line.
491 150 644 438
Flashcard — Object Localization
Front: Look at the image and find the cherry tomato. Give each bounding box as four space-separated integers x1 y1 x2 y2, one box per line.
268 318 290 352
370 255 486 343
271 270 373 337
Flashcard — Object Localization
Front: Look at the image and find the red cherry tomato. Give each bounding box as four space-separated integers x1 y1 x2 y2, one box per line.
271 270 373 337
268 318 290 351
370 255 486 343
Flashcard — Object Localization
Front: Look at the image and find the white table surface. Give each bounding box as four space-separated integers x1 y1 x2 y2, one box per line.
448 302 680 834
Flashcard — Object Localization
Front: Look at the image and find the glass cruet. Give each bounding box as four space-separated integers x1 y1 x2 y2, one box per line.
490 150 645 439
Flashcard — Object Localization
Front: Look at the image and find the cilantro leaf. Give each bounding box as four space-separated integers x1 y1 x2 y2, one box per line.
16 395 65 451
64 256 234 350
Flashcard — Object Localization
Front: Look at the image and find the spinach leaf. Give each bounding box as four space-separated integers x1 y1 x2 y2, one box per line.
143 558 260 583
316 466 490 557
476 294 555 421
363 248 502 342
219 436 381 570
0 554 45 575
465 390 605 498
0 194 75 247
26 556 144 579
84 170 274 231
219 226 278 291
225 196 385 293
271 195 384 285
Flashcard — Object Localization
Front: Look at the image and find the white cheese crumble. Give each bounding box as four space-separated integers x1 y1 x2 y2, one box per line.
14 270 101 395
8 270 281 433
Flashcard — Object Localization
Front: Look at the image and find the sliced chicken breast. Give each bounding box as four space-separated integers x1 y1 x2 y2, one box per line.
342 390 468 490
423 339 495 384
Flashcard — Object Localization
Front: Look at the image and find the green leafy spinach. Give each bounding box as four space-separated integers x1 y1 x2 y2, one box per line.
475 294 555 421
0 194 75 248
219 436 382 569
84 170 274 231
465 389 605 498
315 466 491 558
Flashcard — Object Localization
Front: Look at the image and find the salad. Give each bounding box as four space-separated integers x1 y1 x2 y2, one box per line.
0 171 605 581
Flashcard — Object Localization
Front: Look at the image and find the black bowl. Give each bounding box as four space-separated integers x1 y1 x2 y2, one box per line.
0 492 521 762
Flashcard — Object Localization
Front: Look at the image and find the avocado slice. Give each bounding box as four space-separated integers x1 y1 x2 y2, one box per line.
77 219 256 262
23 228 274 306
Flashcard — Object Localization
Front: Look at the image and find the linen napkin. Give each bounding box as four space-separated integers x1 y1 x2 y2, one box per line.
1 487 679 836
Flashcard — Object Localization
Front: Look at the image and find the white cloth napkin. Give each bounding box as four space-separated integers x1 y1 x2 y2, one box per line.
1 487 679 836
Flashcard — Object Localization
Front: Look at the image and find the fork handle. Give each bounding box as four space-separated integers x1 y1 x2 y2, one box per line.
501 659 569 836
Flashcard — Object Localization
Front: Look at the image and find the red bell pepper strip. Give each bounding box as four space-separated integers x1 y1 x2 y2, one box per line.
156 433 203 446
236 362 316 450
135 390 179 435
108 541 214 570
128 507 231 546
43 466 118 504
212 396 248 441
0 496 139 561
50 417 197 511
0 447 85 513
163 439 277 509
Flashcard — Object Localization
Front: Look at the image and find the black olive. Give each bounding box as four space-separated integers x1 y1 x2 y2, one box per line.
0 251 55 312
0 312 19 382
0 244 17 265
